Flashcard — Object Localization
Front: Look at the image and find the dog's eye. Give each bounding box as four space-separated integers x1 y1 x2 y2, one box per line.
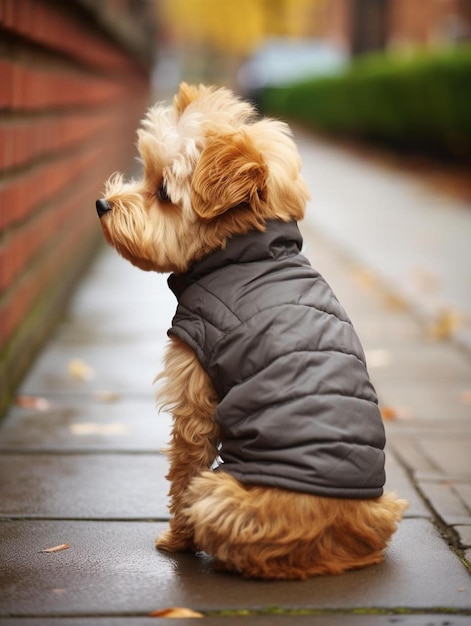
157 182 170 202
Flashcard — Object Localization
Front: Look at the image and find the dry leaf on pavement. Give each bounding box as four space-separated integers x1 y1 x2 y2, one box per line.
428 309 462 340
380 406 397 421
40 543 70 553
382 292 408 311
94 391 121 403
16 396 51 411
149 607 204 618
70 423 130 436
380 405 414 420
352 268 377 292
68 358 94 381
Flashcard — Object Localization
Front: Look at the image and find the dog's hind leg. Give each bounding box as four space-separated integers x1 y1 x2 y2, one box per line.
155 337 219 552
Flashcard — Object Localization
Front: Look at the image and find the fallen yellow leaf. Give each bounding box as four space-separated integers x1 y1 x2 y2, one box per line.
352 268 377 292
70 423 130 436
382 292 408 311
41 543 70 553
94 391 120 403
428 309 462 340
149 607 204 618
68 358 94 381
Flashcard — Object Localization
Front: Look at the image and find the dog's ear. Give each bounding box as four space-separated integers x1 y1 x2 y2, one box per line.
191 131 268 220
174 82 200 115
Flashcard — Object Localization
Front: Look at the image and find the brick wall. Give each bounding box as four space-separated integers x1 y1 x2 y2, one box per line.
0 0 153 412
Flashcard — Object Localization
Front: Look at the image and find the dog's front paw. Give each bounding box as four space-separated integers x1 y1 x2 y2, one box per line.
156 528 194 553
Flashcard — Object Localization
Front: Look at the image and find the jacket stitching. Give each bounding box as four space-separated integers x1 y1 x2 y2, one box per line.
215 348 368 398
206 304 354 364
217 389 379 428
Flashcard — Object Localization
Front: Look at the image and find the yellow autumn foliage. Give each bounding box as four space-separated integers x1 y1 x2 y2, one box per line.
160 0 327 55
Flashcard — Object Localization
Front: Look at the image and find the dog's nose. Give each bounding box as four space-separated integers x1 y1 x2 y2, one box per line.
96 198 111 218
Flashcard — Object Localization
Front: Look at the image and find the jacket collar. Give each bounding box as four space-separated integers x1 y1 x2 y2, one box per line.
168 220 303 300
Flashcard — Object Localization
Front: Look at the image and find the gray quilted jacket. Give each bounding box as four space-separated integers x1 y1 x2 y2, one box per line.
167 220 385 499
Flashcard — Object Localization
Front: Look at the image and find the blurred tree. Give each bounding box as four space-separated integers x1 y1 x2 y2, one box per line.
156 0 328 86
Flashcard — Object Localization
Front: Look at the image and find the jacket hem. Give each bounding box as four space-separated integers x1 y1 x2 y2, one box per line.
222 468 384 499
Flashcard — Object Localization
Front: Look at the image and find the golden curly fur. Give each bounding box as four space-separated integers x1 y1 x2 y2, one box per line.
97 83 408 580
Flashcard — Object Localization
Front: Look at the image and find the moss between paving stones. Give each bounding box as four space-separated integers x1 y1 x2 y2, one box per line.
206 607 471 618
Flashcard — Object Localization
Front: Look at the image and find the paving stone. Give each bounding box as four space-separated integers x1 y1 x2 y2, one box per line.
415 472 471 483
0 455 169 519
359 318 424 350
384 449 430 518
19 341 164 395
368 342 471 384
56 248 176 342
417 439 471 477
57 282 174 343
386 418 471 436
0 400 171 453
0 519 469 617
453 484 471 512
454 525 471 548
386 420 471 501
386 434 438 474
373 380 471 421
418 481 471 525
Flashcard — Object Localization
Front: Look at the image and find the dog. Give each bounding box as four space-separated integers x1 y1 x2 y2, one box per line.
96 83 408 580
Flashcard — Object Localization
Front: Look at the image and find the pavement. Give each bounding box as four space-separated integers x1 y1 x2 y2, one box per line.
1 132 471 624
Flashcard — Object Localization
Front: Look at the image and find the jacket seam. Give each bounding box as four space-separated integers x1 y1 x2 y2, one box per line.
225 348 368 394
175 301 238 335
207 304 356 367
217 389 379 428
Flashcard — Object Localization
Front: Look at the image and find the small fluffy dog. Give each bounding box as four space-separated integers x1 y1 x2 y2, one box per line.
96 83 407 580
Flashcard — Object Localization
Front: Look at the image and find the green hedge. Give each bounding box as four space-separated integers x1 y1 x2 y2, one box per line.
261 45 471 160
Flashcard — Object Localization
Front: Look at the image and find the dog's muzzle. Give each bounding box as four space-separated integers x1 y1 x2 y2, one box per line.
96 199 111 218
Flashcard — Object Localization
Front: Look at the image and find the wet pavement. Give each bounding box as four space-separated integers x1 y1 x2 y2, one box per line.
1 133 471 623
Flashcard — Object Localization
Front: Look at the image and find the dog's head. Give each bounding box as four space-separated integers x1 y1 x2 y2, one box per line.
96 83 309 273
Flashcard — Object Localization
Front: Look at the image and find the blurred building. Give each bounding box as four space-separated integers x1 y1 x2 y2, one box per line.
0 0 155 414
326 0 471 56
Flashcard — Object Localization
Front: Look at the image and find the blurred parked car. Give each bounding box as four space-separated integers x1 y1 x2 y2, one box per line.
237 38 348 110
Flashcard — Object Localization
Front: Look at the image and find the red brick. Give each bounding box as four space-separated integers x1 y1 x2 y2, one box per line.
0 60 14 107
